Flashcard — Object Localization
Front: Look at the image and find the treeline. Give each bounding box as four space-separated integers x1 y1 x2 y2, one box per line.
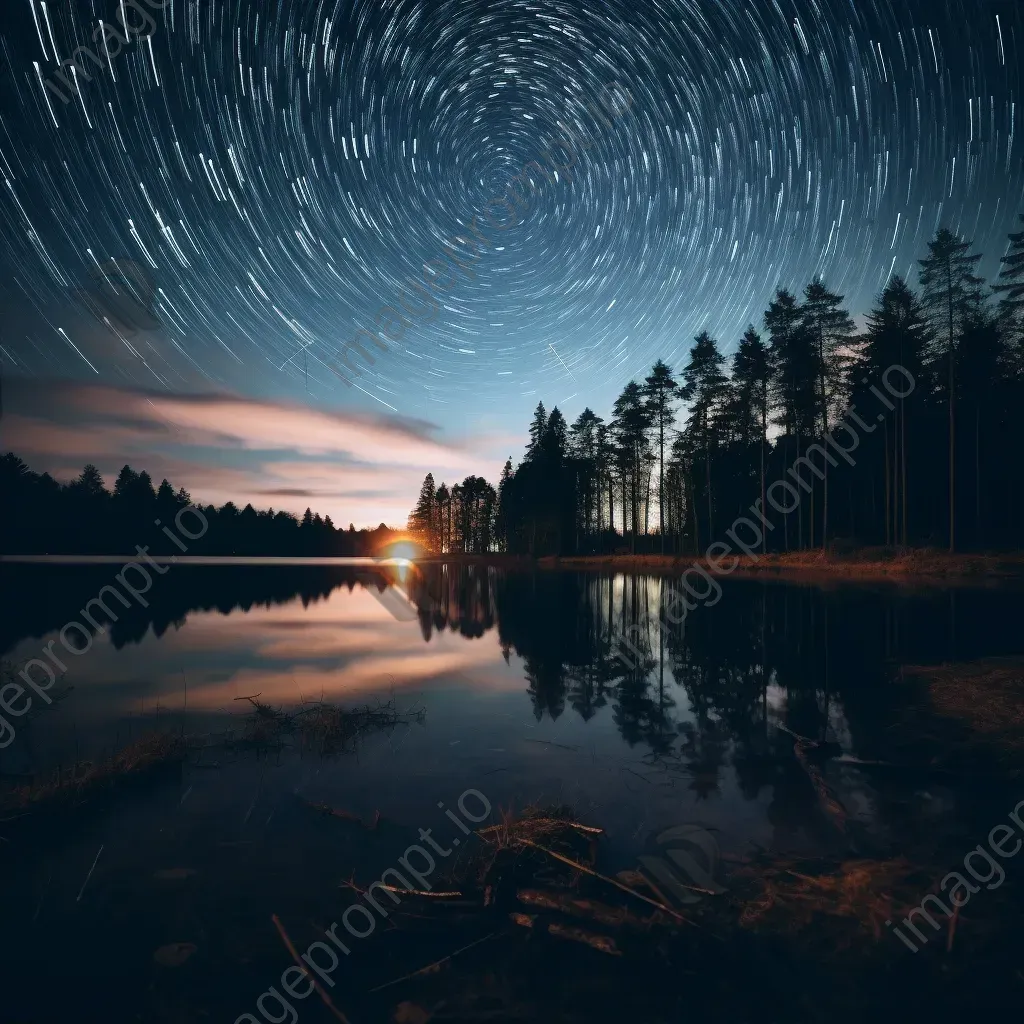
0 454 398 555
410 220 1024 555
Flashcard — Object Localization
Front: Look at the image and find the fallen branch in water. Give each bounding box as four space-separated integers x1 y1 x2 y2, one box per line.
271 914 352 1024
520 839 691 926
300 798 381 829
379 884 464 898
517 887 654 930
792 740 848 833
510 911 622 955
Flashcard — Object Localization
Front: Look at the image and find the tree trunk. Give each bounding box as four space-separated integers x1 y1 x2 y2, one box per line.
689 467 700 555
608 473 615 551
820 328 828 550
760 400 767 553
659 409 665 553
975 405 981 548
947 263 956 553
884 418 891 547
901 396 908 546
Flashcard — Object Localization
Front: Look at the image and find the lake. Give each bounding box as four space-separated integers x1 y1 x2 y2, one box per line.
1 560 1022 1021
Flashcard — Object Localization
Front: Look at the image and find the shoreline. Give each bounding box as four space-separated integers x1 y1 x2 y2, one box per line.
6 548 1024 582
416 548 1024 582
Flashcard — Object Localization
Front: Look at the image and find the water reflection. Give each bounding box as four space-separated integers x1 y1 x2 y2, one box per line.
4 562 1023 792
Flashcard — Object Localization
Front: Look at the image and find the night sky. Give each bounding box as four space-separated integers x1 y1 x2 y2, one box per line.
1 0 1022 525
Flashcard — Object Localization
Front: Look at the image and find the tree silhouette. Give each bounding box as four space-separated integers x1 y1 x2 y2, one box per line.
642 360 677 551
859 275 933 546
801 278 856 545
611 381 652 550
995 213 1024 322
409 473 437 550
679 332 727 545
919 228 984 552
730 327 772 551
1 457 399 556
404 213 1024 557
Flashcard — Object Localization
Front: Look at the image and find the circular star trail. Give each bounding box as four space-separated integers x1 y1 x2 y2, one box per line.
0 0 1022 413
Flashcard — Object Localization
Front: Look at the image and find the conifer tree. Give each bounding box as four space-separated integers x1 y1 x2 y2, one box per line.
611 381 652 548
801 277 856 546
862 276 932 546
995 213 1024 322
919 228 983 552
679 332 727 542
526 402 548 461
730 327 771 551
642 360 677 550
409 473 437 550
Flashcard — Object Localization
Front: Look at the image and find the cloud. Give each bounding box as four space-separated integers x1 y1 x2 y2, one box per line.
0 378 497 527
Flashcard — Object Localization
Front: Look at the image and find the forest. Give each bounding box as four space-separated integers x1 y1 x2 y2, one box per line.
0 455 398 555
410 221 1024 556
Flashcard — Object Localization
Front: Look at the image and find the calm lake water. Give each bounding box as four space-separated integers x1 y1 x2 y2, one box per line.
1 561 1022 1021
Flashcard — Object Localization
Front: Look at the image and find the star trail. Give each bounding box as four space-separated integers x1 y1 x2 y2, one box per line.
0 0 1022 421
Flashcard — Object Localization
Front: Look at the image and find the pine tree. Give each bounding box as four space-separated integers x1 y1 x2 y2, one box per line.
542 407 568 464
919 228 983 552
436 482 451 552
765 289 817 548
679 332 727 542
569 410 602 543
76 464 107 497
862 276 932 546
765 290 817 438
730 327 771 551
995 213 1024 323
526 402 548 461
801 278 856 546
642 360 677 551
409 473 437 550
611 381 652 549
495 459 513 552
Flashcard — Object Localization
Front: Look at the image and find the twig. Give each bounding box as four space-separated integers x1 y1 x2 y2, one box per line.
524 738 580 751
76 845 104 902
947 901 960 953
477 818 603 838
367 932 497 993
379 884 464 898
271 914 352 1024
773 721 816 745
520 840 691 926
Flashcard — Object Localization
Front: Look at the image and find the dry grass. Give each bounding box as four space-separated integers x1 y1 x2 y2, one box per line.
233 694 425 755
730 856 926 946
903 659 1024 751
536 548 1024 581
476 803 603 852
1 732 185 816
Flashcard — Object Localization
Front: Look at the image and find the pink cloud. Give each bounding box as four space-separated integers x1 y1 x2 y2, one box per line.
1 380 499 527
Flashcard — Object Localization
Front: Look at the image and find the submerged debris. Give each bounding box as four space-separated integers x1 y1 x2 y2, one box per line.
906 659 1024 750
728 855 926 946
232 693 425 754
0 732 185 819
